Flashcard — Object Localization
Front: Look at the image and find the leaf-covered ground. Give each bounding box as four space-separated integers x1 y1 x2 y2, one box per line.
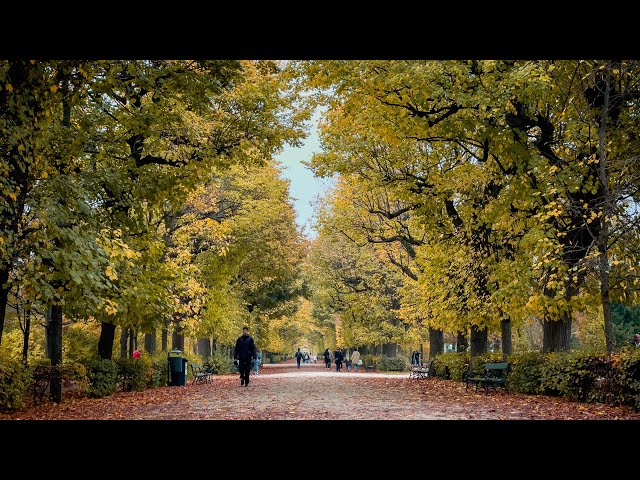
2 361 640 420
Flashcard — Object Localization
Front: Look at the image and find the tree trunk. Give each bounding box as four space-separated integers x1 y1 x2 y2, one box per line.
542 316 572 353
128 329 135 357
161 320 169 352
0 269 9 347
45 307 52 359
120 327 129 358
599 251 615 353
456 330 468 352
500 318 512 359
428 327 444 358
172 323 184 351
470 325 488 357
597 62 615 354
49 304 63 403
382 343 397 357
197 338 211 360
22 307 30 366
98 322 116 360
144 329 157 354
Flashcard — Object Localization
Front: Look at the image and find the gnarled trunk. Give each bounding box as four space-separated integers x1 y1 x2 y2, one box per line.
456 330 468 352
144 329 156 354
161 320 169 352
500 318 512 359
49 304 63 403
98 322 116 360
22 307 30 366
542 316 572 353
382 343 397 357
128 329 135 357
0 269 9 346
470 325 488 357
197 338 211 360
120 327 129 358
172 323 184 351
428 327 444 358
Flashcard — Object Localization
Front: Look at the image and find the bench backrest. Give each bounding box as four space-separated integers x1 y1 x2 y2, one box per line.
484 362 509 370
483 362 510 377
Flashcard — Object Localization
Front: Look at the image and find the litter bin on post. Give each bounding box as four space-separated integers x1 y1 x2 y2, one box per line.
168 349 188 386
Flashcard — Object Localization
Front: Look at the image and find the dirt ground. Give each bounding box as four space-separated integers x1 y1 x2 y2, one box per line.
2 360 640 420
5 363 640 420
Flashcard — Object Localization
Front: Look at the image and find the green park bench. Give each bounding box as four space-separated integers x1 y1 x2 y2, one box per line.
464 362 511 393
190 363 214 385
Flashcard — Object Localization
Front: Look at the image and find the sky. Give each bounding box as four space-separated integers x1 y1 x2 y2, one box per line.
276 109 335 238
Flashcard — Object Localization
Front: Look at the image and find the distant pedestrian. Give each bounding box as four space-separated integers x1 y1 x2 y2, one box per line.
344 350 352 372
334 348 343 372
234 326 257 387
351 348 361 372
324 348 331 368
411 350 421 366
634 333 640 347
295 348 303 368
132 349 141 359
254 350 262 376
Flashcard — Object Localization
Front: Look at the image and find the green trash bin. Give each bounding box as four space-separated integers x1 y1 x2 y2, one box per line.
168 349 187 386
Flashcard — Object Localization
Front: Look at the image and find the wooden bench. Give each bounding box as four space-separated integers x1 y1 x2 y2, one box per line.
190 363 213 385
364 363 375 372
409 360 434 379
465 362 511 393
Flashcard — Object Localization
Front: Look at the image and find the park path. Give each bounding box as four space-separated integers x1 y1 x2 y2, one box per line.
3 359 640 420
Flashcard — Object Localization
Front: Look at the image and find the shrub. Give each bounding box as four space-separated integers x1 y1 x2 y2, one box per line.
0 357 31 409
540 351 609 402
433 352 470 380
379 356 407 371
204 349 235 374
85 358 118 398
508 352 545 394
610 348 640 410
149 354 168 387
115 357 152 391
361 355 381 370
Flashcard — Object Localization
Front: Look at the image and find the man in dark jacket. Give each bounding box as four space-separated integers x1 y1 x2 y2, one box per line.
234 326 257 387
295 348 303 369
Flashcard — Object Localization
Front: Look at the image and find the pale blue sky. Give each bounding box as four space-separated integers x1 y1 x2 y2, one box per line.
276 109 334 238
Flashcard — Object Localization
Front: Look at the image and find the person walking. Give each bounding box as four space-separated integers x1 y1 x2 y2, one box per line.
344 350 351 372
254 350 262 376
324 348 331 368
295 348 303 369
234 326 257 387
351 348 361 372
334 348 343 372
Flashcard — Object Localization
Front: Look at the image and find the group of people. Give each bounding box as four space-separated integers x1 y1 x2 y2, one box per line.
322 347 361 372
294 349 317 367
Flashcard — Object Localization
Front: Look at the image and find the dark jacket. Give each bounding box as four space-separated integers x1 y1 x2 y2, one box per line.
334 350 343 363
234 334 257 361
324 350 331 360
